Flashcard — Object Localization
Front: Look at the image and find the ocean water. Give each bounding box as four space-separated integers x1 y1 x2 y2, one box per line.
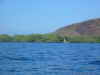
0 43 100 75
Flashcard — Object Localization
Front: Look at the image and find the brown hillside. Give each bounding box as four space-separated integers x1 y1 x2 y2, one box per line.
53 18 100 36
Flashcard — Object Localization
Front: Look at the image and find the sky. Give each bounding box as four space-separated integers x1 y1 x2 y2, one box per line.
0 0 100 35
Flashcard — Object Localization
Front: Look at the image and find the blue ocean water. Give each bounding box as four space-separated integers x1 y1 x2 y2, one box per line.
0 43 100 75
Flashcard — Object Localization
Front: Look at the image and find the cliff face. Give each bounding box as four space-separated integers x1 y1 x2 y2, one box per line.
53 18 100 36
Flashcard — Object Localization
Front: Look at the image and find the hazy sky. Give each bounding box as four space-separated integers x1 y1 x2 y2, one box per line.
0 0 100 34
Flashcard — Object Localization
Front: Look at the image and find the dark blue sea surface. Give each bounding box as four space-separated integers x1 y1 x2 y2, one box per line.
0 43 100 75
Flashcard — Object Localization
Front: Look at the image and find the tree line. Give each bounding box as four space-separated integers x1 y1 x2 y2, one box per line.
0 34 100 43
0 34 63 42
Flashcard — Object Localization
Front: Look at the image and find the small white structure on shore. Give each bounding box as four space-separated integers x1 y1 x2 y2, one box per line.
64 38 67 43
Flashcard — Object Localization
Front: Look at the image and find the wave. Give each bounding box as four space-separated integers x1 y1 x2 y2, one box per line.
89 60 100 65
0 53 33 61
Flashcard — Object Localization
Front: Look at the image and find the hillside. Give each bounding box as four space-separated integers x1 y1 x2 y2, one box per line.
53 18 100 36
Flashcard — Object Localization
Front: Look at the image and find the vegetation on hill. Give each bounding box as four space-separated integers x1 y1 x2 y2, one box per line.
64 36 100 43
0 34 100 43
